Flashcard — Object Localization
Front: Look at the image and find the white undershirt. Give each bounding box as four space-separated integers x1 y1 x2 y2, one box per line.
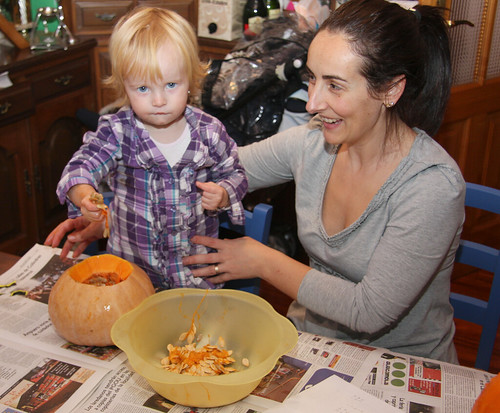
151 123 191 166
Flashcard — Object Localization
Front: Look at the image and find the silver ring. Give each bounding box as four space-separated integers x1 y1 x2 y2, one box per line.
214 265 220 274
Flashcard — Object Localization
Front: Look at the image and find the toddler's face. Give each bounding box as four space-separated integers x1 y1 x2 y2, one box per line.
124 42 189 142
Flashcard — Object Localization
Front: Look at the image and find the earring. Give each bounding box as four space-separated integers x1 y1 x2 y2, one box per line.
384 102 395 108
187 90 191 95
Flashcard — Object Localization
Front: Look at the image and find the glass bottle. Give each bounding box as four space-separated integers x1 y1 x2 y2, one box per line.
243 0 268 39
266 0 281 20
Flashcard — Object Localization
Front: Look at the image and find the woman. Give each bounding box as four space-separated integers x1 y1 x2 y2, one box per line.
46 0 465 362
184 0 465 362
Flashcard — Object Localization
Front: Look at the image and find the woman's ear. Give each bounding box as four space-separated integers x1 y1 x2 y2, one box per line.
383 75 406 107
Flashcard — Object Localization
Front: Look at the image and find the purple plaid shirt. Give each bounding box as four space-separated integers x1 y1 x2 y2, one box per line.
57 106 247 290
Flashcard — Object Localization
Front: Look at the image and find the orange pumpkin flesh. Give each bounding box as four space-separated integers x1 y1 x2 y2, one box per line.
48 254 155 346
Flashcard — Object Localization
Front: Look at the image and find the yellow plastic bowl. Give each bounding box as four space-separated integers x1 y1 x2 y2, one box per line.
111 288 298 407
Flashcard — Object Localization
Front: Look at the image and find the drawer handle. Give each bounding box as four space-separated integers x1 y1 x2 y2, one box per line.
54 75 73 86
24 169 32 197
0 101 12 115
96 13 116 22
34 165 42 193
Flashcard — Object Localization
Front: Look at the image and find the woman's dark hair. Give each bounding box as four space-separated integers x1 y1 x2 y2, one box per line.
318 0 451 136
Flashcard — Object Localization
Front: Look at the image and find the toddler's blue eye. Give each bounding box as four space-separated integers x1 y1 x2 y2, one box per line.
166 83 176 89
138 86 148 93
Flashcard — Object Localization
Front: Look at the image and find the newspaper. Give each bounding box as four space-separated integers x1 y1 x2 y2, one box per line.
361 350 494 412
0 244 495 412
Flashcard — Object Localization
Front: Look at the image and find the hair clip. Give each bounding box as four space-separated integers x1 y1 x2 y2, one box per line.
410 8 421 22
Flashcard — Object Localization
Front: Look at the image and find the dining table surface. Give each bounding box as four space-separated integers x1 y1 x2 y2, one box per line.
0 246 495 412
0 251 19 273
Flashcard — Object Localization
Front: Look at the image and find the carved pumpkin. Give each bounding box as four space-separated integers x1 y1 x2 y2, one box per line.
472 374 500 413
48 254 155 346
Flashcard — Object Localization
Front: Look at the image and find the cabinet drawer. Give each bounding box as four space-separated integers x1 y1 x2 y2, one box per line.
137 0 196 24
0 83 34 126
30 57 91 102
75 1 134 33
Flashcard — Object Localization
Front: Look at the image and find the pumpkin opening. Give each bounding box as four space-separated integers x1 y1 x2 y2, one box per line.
68 254 133 285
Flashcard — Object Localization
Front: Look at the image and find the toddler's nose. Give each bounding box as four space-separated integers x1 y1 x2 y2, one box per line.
152 92 167 106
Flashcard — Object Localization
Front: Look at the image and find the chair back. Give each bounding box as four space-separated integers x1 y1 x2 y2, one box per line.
219 203 273 244
450 182 500 371
219 203 273 294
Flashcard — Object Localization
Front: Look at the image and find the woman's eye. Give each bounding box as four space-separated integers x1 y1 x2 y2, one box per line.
137 86 148 93
329 83 342 92
166 82 176 89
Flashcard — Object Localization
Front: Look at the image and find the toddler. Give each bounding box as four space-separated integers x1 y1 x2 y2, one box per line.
56 7 248 290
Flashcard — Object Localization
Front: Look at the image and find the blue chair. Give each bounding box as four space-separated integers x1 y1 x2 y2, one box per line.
450 182 500 371
85 196 273 295
219 203 273 295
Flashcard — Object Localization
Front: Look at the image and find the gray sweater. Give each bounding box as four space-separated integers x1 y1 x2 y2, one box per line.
240 118 465 363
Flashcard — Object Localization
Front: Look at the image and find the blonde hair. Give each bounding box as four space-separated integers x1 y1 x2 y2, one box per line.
104 7 206 106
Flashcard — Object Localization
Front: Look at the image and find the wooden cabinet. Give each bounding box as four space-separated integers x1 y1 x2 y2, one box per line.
0 86 37 255
198 37 236 61
0 39 97 255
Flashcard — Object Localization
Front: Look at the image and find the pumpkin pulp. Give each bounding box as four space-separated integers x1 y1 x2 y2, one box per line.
68 255 133 284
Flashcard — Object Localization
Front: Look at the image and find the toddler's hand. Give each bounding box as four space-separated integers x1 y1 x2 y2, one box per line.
196 181 229 211
80 193 106 223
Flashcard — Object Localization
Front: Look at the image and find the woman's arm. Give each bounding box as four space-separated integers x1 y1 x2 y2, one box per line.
184 124 315 296
202 121 248 224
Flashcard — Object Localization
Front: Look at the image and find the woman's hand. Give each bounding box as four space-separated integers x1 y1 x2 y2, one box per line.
184 235 309 299
44 217 105 260
183 235 269 284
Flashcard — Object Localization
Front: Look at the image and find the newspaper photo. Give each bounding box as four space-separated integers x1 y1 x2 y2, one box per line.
0 337 108 413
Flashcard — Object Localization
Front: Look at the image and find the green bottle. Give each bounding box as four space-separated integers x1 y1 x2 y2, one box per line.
243 0 268 39
266 0 281 20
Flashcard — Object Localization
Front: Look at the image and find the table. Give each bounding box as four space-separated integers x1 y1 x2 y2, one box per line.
0 251 19 274
0 245 494 412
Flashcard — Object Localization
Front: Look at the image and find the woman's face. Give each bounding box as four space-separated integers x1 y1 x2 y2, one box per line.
306 31 387 147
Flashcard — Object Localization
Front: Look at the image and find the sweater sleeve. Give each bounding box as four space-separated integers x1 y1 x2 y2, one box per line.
57 115 121 218
297 166 465 334
239 123 314 192
207 121 248 225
